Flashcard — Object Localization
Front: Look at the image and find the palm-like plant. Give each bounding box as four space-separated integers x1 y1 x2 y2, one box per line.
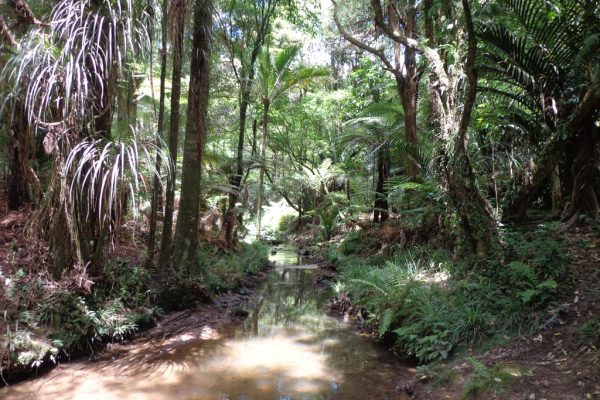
343 102 434 223
477 0 600 223
254 42 329 238
1 0 156 276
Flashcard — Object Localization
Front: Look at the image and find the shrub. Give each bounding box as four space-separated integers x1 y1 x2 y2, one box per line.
277 213 298 233
99 259 154 306
578 317 600 346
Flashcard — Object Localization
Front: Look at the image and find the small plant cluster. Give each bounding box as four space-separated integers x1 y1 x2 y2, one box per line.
463 358 517 398
198 241 269 292
1 259 159 373
334 227 570 363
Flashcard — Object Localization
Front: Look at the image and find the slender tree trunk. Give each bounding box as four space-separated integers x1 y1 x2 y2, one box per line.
223 79 253 244
373 146 390 223
251 118 258 156
256 99 270 239
147 0 169 265
159 0 186 268
173 0 212 271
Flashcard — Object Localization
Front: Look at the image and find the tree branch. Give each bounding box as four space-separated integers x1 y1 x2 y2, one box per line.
9 0 48 27
0 17 17 47
370 0 449 92
331 0 396 74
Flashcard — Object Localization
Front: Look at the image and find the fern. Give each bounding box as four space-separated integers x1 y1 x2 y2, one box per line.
378 308 396 337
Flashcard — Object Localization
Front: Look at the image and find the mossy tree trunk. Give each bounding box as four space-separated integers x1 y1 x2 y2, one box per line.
172 0 212 271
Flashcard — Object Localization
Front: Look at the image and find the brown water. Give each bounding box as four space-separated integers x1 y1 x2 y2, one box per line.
0 245 413 400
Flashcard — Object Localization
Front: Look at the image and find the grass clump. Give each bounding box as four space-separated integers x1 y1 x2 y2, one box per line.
463 358 518 398
416 364 458 387
578 317 600 346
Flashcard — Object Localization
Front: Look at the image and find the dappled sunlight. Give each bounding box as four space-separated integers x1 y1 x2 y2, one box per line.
1 263 412 400
415 269 451 283
220 334 328 378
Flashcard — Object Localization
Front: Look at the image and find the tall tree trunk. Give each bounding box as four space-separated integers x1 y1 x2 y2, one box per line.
256 99 270 239
159 0 186 268
422 0 499 258
394 0 418 147
223 81 252 245
147 0 169 265
2 17 38 210
446 0 499 258
92 16 117 139
173 0 212 271
7 107 36 210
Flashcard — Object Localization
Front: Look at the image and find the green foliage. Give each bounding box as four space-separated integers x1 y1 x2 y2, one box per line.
199 242 269 292
339 231 381 256
578 318 600 346
100 259 155 306
336 226 570 363
309 192 347 241
35 291 152 348
276 213 298 233
463 358 514 398
416 364 458 387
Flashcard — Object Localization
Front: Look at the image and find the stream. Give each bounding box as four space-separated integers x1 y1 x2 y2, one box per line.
0 245 413 399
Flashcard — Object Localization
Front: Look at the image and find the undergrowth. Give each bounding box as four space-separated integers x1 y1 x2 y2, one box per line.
0 241 269 377
333 225 570 363
198 241 269 292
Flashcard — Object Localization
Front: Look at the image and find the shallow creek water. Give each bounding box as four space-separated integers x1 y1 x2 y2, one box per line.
1 245 413 400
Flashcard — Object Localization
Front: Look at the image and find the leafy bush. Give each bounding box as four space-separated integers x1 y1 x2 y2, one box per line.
36 291 155 348
37 291 100 348
578 317 600 346
99 259 154 306
504 228 570 283
277 213 298 233
415 363 457 386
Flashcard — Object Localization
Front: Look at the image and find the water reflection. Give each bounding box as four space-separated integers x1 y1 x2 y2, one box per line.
0 247 411 400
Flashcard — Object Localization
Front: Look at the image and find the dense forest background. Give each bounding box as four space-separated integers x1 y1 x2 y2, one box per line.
1 0 599 395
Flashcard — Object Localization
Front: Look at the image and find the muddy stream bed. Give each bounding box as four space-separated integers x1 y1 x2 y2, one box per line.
0 245 414 399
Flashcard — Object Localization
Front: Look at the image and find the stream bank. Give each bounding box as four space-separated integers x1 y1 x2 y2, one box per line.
0 244 417 399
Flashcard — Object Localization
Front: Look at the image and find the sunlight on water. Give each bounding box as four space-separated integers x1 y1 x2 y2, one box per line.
0 245 411 400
